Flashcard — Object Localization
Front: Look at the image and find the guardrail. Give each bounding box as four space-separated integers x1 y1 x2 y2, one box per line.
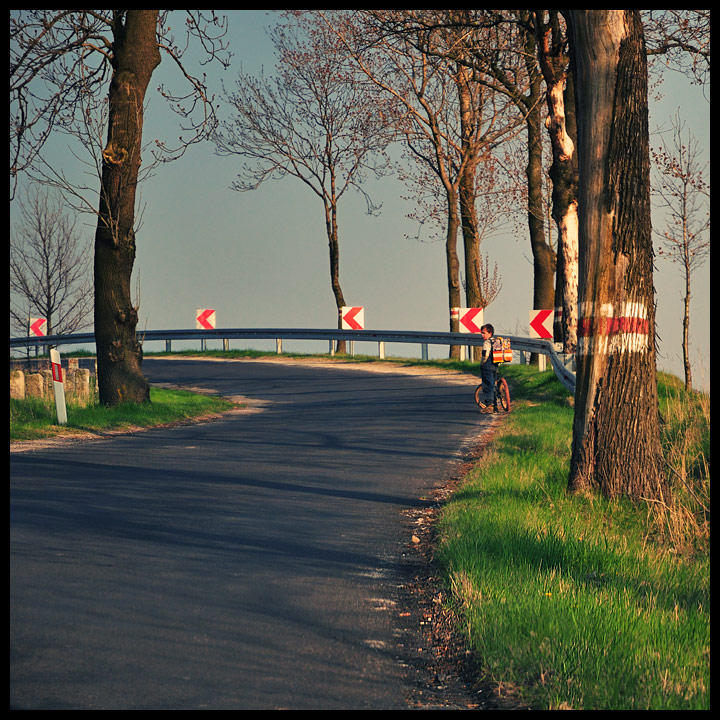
10 327 576 393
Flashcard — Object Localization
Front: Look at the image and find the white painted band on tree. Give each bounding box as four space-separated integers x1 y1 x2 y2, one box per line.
577 302 649 355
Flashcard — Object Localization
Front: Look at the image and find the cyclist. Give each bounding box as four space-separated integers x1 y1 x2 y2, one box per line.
477 323 497 413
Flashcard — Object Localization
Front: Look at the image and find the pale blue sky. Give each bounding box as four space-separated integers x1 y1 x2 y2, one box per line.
13 11 711 389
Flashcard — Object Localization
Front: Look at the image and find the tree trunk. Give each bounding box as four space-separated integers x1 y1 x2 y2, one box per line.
535 10 579 354
566 10 668 501
682 262 692 391
94 11 160 406
446 187 462 359
324 199 347 354
456 65 482 310
526 94 556 369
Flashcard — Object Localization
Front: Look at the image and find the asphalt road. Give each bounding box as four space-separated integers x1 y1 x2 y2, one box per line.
10 358 490 710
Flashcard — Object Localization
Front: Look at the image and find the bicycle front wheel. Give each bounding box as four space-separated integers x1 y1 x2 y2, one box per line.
496 377 511 412
474 382 484 408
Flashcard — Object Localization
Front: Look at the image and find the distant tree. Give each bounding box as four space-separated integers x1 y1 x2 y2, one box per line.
11 10 229 405
651 113 709 391
566 10 668 502
214 13 395 353
327 10 520 357
10 186 93 340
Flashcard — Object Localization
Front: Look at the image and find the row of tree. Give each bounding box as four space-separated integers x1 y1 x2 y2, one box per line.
10 10 708 502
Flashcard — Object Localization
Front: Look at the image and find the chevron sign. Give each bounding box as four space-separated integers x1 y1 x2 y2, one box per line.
196 309 216 330
341 306 364 330
458 308 483 334
529 309 553 339
29 317 47 336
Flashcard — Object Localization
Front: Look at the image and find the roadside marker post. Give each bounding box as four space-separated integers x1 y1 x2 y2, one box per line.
29 317 47 357
529 310 553 371
196 309 216 351
50 347 67 425
455 308 484 362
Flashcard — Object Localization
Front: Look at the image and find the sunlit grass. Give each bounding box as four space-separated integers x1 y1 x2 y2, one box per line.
10 387 235 441
437 365 710 710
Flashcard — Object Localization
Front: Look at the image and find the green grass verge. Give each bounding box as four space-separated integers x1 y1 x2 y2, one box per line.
436 365 709 710
10 386 235 442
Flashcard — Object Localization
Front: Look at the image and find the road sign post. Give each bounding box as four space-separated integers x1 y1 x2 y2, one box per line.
455 308 484 361
29 317 47 357
529 309 553 370
196 309 216 351
49 347 67 425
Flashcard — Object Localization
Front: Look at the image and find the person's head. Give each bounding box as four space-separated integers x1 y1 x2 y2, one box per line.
480 323 494 338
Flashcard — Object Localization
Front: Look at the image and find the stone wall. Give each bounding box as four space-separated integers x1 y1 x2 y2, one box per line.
10 360 97 406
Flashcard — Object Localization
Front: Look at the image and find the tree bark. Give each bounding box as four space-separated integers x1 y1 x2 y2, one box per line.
526 94 556 324
682 260 692 391
456 65 482 310
566 10 668 501
324 199 348 354
94 10 160 405
523 24 556 322
446 187 462 359
535 10 579 354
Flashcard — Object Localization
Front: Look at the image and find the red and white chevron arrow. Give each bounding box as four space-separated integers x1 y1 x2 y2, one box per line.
341 306 364 330
196 309 216 330
458 308 483 333
29 317 47 336
529 309 553 339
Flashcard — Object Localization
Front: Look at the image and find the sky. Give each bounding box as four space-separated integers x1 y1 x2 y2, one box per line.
12 10 711 390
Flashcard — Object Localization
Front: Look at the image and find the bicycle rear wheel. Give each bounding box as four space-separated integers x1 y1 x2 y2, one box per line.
496 377 511 412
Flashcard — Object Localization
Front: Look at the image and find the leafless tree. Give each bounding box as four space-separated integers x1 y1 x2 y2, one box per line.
325 10 521 357
214 12 396 353
10 10 230 405
10 186 93 340
652 113 709 391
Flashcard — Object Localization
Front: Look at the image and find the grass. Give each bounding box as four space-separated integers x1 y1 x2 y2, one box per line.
436 365 710 710
10 386 235 442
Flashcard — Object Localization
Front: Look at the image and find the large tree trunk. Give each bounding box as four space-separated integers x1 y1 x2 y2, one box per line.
566 10 668 501
94 10 160 405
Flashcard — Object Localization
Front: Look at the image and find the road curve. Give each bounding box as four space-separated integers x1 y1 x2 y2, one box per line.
11 358 491 710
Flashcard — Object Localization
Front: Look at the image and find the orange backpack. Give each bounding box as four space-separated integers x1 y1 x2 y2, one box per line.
492 336 513 364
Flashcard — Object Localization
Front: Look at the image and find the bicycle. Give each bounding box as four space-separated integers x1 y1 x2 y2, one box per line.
474 375 511 413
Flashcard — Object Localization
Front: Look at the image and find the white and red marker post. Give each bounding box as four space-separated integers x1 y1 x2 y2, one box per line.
341 307 364 357
49 347 67 425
